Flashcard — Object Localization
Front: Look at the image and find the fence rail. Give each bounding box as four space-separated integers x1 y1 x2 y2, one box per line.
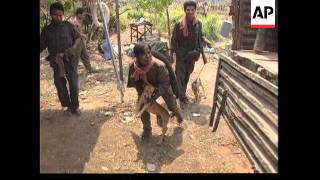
209 54 278 173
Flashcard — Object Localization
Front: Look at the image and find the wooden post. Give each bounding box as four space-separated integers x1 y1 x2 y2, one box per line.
166 8 171 45
136 26 138 41
166 7 172 61
212 90 228 132
115 0 123 81
209 58 222 126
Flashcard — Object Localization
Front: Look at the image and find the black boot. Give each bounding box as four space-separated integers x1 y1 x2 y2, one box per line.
141 129 152 141
72 108 81 116
64 107 73 116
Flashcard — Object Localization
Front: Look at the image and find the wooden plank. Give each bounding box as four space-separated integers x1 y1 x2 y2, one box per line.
233 53 278 76
240 28 257 35
219 66 278 115
218 81 278 146
239 6 251 12
231 56 259 73
220 69 278 127
216 95 265 173
240 45 254 50
217 93 277 173
219 54 278 96
240 16 252 22
240 34 257 40
240 30 256 35
240 42 255 47
218 102 264 173
239 38 258 44
233 118 277 173
240 0 251 7
216 84 278 148
209 59 222 126
221 61 278 111
235 0 241 50
216 87 278 163
234 50 278 62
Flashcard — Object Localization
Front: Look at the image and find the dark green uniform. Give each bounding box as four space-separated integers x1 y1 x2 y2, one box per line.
127 58 179 133
171 20 205 102
76 37 92 71
40 21 81 111
70 17 93 72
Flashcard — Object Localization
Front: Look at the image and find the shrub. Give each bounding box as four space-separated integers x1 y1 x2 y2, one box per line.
198 13 223 41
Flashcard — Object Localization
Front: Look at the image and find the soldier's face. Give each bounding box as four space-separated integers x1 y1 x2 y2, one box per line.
51 10 64 24
138 46 152 67
185 6 196 20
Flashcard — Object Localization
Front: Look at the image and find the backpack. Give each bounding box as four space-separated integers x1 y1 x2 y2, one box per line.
150 50 179 99
141 37 179 98
143 37 170 62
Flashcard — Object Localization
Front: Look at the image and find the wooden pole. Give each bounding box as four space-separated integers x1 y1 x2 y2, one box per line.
166 7 172 61
115 0 123 81
166 8 171 45
209 58 221 126
212 90 228 132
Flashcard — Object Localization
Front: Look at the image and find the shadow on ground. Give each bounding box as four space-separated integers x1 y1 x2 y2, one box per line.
130 126 185 172
40 107 113 173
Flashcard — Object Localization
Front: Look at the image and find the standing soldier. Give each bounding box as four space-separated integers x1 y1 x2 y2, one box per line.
171 1 211 108
40 2 82 116
70 7 97 73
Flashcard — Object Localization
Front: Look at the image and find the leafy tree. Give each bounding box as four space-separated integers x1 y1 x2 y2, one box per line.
136 0 173 36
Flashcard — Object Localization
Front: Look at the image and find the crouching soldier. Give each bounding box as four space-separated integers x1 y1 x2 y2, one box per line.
127 42 184 140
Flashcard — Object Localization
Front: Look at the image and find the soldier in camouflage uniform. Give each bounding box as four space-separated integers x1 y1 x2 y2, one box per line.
127 42 183 140
40 2 82 116
70 7 97 74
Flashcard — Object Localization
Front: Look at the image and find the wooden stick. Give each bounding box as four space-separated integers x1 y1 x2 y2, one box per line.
212 90 228 132
209 58 222 126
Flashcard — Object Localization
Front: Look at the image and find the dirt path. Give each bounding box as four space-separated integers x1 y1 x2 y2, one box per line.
40 29 253 173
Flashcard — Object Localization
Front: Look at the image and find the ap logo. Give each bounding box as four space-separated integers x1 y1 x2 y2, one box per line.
251 0 276 28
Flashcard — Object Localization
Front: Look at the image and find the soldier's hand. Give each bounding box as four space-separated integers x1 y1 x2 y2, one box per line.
67 47 76 56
